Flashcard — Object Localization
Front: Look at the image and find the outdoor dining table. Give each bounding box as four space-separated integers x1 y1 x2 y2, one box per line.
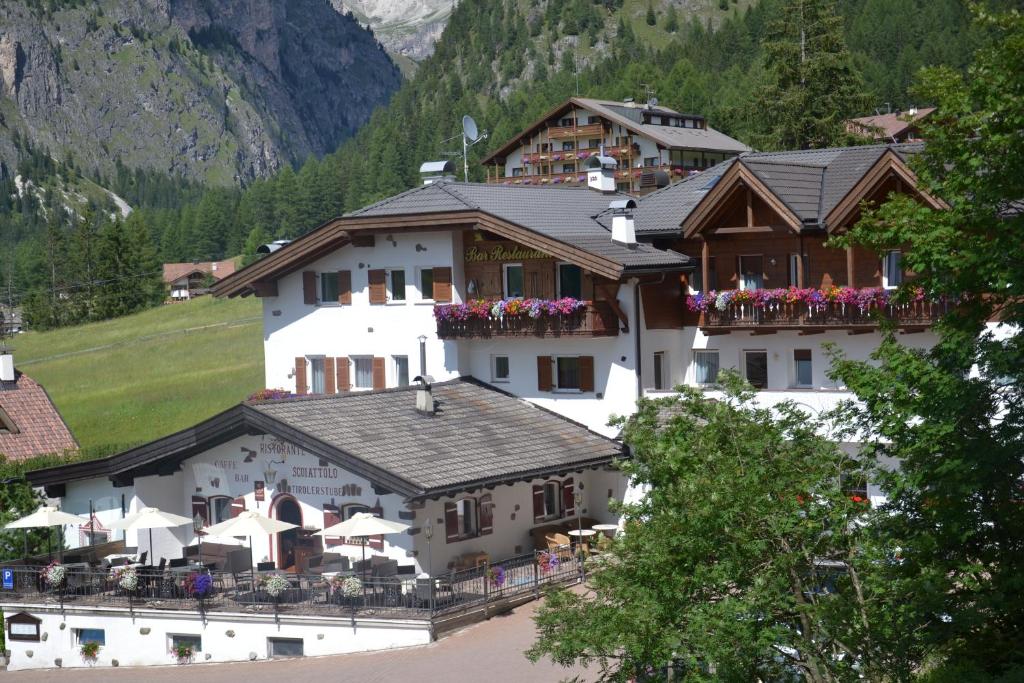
591 524 618 538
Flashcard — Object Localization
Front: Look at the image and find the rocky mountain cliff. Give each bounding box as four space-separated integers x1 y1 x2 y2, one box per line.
336 0 455 63
0 0 401 185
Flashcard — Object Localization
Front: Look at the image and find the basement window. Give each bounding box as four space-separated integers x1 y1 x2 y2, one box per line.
75 628 106 646
268 637 304 658
169 634 202 654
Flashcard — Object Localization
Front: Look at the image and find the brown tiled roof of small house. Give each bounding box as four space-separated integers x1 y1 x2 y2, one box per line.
162 260 238 284
847 108 935 142
0 371 78 461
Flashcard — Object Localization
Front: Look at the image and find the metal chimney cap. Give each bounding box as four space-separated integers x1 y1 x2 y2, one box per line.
419 161 455 175
609 198 637 211
413 374 435 388
257 240 291 254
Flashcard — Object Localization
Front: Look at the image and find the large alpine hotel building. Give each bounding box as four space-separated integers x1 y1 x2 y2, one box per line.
3 101 961 670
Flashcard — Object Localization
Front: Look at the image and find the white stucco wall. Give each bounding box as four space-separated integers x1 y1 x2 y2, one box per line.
262 230 464 392
2 605 431 671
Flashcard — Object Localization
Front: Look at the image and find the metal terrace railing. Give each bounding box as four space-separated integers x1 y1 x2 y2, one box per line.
435 302 620 339
0 546 582 621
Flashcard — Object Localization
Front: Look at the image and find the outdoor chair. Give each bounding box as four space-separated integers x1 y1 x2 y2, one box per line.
137 550 148 565
225 548 254 596
168 557 188 568
257 561 276 571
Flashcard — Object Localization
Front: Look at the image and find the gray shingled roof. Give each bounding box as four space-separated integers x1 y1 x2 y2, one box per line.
348 181 691 270
632 142 924 237
572 97 751 154
251 378 623 496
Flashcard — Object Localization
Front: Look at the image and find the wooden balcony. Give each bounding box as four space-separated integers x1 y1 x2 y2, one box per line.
546 123 605 139
436 302 620 339
698 299 952 334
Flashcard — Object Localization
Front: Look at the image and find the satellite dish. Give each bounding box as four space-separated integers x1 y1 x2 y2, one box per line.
462 115 480 142
648 97 659 109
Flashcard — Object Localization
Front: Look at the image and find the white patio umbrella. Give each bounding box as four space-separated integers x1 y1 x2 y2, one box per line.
315 512 410 586
203 510 298 585
5 506 90 561
107 507 193 565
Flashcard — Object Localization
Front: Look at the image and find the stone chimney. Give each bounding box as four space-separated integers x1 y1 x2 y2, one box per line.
413 375 435 416
609 199 637 248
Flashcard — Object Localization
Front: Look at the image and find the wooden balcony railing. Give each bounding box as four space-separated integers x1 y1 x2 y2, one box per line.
698 299 952 332
546 123 605 139
436 302 619 339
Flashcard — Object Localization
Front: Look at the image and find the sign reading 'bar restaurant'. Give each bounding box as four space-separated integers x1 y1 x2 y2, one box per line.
465 245 549 262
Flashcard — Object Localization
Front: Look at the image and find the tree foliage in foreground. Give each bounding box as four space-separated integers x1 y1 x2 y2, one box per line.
528 375 883 682
829 7 1024 677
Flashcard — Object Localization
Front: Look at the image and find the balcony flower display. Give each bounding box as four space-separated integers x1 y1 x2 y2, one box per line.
111 565 138 592
434 297 587 322
686 286 928 315
183 571 213 598
41 561 66 588
248 388 293 401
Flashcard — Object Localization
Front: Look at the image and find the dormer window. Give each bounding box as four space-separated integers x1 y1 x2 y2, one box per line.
0 406 18 434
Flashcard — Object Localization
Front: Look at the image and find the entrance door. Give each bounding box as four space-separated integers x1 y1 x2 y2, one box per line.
275 498 302 571
739 255 764 290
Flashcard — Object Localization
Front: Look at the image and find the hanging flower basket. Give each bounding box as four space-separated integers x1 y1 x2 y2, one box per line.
538 551 560 574
41 561 66 588
80 640 100 662
173 643 194 664
183 571 213 598
262 574 291 599
485 565 506 588
111 566 138 592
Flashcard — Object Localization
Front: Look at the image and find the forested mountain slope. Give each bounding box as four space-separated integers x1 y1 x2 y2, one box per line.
0 0 401 186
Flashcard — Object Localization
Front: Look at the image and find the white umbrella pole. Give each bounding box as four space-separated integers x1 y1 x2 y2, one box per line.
362 538 367 607
59 526 64 563
249 535 255 607
149 528 155 566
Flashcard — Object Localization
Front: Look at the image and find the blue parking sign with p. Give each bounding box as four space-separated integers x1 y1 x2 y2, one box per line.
2 568 13 589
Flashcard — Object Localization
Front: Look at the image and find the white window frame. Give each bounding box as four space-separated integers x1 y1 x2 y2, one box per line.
653 351 668 391
267 637 304 658
352 356 374 390
555 262 583 299
542 481 562 520
75 628 106 646
392 355 410 387
503 263 524 299
416 267 435 303
788 254 801 287
319 272 340 305
209 496 232 525
552 355 582 393
386 268 407 303
455 497 478 538
743 349 769 390
168 633 202 654
308 355 326 394
491 355 510 383
882 250 902 289
693 350 720 386
793 350 813 388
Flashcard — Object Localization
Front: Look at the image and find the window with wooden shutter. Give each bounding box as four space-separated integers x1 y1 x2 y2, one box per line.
532 484 545 523
579 356 595 392
336 357 350 391
479 494 494 536
337 270 352 304
432 267 452 302
294 357 308 395
562 477 576 517
322 504 342 547
324 357 336 394
537 356 553 392
230 496 246 518
368 269 387 304
372 357 386 390
302 271 317 305
444 502 459 543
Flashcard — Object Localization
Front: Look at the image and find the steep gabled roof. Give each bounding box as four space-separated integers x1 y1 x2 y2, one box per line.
481 96 750 165
0 371 78 461
847 107 935 141
633 142 931 237
26 378 624 500
162 260 237 284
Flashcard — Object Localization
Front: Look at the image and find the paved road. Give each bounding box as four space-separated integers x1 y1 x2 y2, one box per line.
3 597 587 682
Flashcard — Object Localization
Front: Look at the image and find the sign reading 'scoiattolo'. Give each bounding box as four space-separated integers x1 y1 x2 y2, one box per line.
465 245 549 262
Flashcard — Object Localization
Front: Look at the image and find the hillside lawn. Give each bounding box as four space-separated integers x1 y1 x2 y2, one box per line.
11 296 265 457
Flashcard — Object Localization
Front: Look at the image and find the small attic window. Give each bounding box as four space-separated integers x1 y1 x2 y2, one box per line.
0 405 18 435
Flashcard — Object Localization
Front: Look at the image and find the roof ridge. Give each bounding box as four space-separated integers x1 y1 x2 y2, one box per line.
431 181 479 210
347 183 439 216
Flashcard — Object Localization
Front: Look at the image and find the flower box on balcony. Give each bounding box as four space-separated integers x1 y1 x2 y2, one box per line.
434 298 618 339
687 287 952 330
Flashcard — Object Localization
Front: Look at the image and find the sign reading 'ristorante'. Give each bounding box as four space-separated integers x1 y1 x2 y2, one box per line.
465 245 548 262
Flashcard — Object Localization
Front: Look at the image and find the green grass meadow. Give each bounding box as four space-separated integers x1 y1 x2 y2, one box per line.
10 296 265 456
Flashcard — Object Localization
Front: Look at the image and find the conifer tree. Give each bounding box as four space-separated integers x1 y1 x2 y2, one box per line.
753 0 868 149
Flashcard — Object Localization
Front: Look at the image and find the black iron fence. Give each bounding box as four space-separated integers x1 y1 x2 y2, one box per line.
0 546 581 621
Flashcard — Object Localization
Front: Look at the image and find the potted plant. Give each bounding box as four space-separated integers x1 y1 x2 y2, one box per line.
537 550 560 575
183 571 213 599
173 642 194 664
80 640 100 662
262 574 291 602
485 564 506 589
110 565 138 593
